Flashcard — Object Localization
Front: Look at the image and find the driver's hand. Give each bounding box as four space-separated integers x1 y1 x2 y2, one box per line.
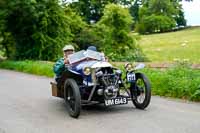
64 58 69 64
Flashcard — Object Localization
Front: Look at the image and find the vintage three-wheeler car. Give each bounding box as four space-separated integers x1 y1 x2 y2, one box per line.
51 50 151 118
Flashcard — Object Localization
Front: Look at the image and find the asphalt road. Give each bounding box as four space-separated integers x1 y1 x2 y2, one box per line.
0 69 200 133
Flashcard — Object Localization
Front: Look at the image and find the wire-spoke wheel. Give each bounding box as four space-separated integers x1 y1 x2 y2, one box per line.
64 79 81 118
131 73 151 109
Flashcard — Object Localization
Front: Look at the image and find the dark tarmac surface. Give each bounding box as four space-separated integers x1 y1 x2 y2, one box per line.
0 69 200 133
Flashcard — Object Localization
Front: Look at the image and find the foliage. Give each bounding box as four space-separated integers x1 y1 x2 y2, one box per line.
0 0 12 58
0 0 87 61
136 0 186 33
6 0 73 60
73 25 104 50
0 0 147 62
96 4 145 61
136 14 176 33
0 3 16 59
99 4 133 31
142 62 200 101
66 0 189 25
0 32 15 59
0 0 192 62
129 0 141 25
66 0 189 27
63 6 86 35
71 3 147 61
68 0 118 23
175 9 186 27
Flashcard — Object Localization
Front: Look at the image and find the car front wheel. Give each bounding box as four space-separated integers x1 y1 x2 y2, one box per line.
130 73 151 109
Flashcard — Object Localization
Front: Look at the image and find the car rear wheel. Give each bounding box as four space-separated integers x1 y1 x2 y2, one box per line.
64 78 81 118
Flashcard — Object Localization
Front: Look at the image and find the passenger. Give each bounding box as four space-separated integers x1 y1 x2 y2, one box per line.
87 46 108 61
87 46 97 51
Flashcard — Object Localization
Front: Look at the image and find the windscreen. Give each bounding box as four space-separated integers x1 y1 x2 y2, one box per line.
68 50 102 64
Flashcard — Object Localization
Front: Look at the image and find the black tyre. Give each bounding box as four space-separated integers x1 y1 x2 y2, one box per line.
130 73 151 109
64 78 81 118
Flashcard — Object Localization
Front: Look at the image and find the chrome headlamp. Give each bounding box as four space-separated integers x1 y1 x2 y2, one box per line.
83 67 92 75
125 63 134 71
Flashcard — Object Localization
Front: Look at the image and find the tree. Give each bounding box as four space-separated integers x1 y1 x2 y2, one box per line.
175 9 186 27
66 0 189 31
129 0 142 22
172 0 187 27
130 0 189 31
68 0 114 23
73 25 104 50
4 0 73 60
96 4 141 61
0 0 16 58
136 0 180 33
136 14 176 33
63 6 87 50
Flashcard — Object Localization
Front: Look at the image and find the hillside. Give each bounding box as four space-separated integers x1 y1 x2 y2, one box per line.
139 27 200 63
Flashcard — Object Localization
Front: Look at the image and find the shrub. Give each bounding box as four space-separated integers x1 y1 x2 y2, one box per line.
142 62 200 101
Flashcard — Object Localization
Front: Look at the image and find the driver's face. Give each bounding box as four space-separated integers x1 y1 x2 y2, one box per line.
64 50 74 58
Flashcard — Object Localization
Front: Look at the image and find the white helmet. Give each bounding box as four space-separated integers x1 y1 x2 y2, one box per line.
62 45 74 51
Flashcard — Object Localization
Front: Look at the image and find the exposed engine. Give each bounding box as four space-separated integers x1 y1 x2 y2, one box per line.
96 67 122 99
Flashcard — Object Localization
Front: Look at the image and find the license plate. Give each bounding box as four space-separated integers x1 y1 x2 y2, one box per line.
127 73 136 82
105 97 128 106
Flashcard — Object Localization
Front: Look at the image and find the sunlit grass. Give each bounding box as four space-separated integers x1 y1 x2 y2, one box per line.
139 27 200 63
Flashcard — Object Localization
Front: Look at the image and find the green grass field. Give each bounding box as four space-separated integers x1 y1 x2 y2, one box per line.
139 27 200 63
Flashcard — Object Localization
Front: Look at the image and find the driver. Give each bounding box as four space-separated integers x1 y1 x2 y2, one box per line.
53 45 75 82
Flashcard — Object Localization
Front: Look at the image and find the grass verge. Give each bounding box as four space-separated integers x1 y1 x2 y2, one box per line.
142 67 200 101
0 60 54 77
